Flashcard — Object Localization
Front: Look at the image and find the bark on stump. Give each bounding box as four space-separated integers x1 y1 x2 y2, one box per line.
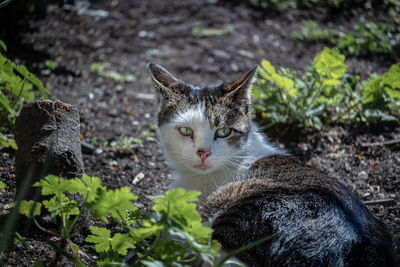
15 100 84 199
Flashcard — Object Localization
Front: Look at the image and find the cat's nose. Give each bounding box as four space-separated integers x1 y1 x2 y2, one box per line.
197 149 212 162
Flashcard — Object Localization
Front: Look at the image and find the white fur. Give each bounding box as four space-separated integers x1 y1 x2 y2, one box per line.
159 103 284 200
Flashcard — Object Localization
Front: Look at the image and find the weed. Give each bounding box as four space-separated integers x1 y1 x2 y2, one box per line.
0 40 49 149
252 47 400 130
192 25 234 38
292 20 400 55
16 174 221 266
90 62 135 83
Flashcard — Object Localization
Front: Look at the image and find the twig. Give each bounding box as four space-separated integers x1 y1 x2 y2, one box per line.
360 138 400 147
363 199 396 206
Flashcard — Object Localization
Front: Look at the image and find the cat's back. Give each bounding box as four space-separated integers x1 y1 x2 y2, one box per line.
200 156 395 267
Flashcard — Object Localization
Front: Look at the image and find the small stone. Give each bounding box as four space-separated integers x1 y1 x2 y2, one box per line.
344 162 351 172
88 92 94 100
357 171 368 180
230 63 239 72
132 172 145 185
211 49 231 60
144 113 151 119
95 148 103 155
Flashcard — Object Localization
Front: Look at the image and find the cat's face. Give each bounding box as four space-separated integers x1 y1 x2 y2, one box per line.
148 63 257 174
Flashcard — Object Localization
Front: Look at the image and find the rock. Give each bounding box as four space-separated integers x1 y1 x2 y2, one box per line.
357 171 368 180
15 100 84 200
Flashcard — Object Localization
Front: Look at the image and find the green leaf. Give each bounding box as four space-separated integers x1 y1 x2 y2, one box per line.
314 47 347 79
0 91 18 116
19 200 42 217
86 226 112 253
89 186 138 220
110 233 135 255
260 60 295 92
382 64 400 100
0 40 6 51
152 189 213 242
81 174 103 202
0 181 5 189
42 195 79 218
34 175 67 196
33 259 44 267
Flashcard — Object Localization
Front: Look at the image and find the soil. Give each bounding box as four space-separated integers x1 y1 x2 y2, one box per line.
0 0 399 266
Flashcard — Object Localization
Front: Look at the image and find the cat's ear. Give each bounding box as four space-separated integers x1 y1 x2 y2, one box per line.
147 63 186 98
221 65 258 103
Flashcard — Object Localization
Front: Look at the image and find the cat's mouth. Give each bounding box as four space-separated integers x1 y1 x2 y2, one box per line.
193 163 211 171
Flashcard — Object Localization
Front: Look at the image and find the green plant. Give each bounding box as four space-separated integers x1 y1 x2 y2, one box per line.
292 20 400 55
90 62 136 83
17 174 221 266
109 136 142 154
252 47 399 130
192 25 234 38
41 60 57 76
0 40 48 149
361 64 400 120
0 180 5 189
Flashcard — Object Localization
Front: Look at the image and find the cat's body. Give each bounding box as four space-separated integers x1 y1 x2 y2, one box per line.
200 156 395 266
148 63 395 266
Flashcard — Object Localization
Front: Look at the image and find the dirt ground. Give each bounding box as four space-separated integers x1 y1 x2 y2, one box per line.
0 0 399 265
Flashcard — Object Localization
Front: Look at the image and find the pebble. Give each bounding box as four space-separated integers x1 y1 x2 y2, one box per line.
344 162 351 172
211 49 231 60
95 148 103 155
357 171 368 180
132 172 145 185
230 63 239 72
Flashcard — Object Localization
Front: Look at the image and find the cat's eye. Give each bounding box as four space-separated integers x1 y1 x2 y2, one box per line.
179 127 193 137
215 127 232 138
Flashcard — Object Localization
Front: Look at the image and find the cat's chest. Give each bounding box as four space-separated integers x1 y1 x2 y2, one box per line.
168 169 247 200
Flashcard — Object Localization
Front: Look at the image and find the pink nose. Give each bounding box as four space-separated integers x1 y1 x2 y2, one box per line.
197 149 211 162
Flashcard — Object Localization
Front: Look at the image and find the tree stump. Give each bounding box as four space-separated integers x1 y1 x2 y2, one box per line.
15 100 84 199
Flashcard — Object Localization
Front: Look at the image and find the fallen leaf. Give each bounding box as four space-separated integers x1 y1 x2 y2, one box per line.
133 154 139 163
106 165 118 171
306 161 312 166
146 177 154 183
74 51 83 57
125 109 133 115
369 161 377 170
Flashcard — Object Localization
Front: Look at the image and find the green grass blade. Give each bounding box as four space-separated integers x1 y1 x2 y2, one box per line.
46 239 86 267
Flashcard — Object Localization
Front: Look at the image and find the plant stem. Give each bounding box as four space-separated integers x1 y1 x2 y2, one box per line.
33 217 61 237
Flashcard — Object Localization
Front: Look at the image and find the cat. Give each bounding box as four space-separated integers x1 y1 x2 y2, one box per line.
147 63 284 199
147 63 395 266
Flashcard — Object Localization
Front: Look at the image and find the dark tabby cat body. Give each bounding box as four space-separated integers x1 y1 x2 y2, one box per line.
147 63 395 266
200 156 395 266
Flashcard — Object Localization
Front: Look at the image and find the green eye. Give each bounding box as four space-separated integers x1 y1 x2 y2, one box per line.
215 127 232 138
179 127 193 136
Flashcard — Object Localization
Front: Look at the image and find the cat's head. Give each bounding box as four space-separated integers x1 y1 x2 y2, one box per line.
148 63 257 174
